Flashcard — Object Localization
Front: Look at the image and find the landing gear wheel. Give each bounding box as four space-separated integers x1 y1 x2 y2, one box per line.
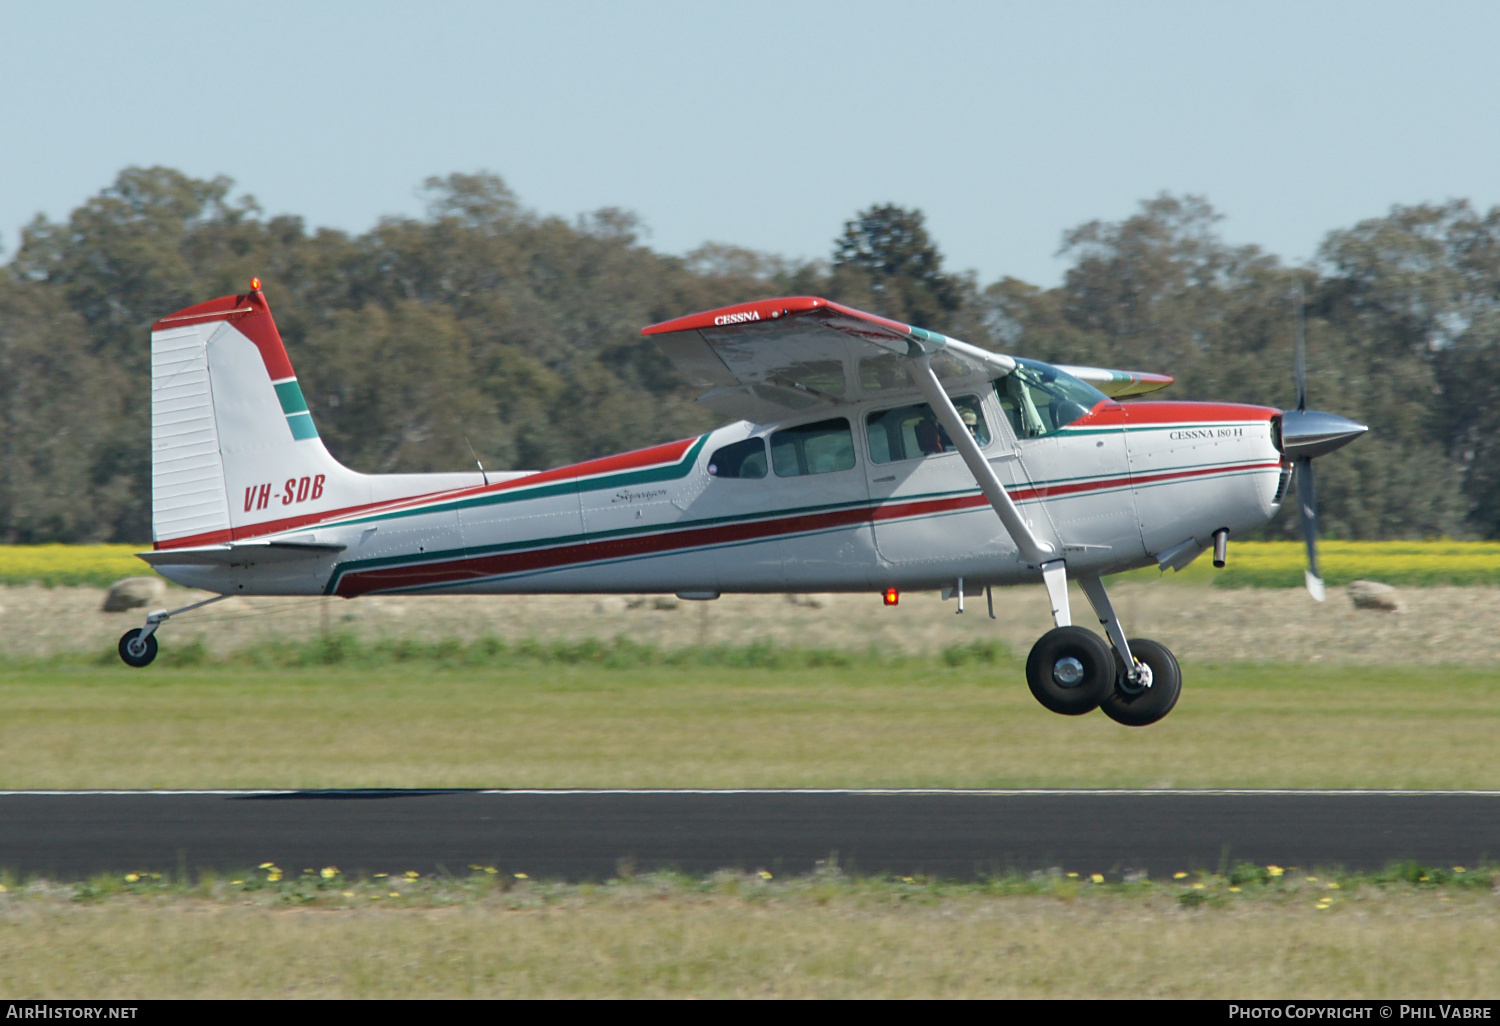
118 629 158 668
1025 626 1115 715
1101 638 1181 726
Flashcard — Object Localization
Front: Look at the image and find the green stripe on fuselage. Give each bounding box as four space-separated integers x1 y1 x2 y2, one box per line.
329 435 711 532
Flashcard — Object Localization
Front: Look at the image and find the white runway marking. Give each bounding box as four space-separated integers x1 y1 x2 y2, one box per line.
0 789 1497 797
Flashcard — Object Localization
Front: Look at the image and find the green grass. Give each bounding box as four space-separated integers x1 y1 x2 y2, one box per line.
1 866 1496 997
3 638 1497 790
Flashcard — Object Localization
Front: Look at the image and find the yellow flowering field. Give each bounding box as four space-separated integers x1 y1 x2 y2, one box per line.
0 545 155 587
1203 540 1500 588
2 541 1499 590
1100 540 1500 588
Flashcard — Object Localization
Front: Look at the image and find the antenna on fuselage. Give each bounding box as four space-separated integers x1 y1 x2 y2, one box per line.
465 436 490 487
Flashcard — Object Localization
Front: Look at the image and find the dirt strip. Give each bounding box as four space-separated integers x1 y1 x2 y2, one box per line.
2 579 1496 664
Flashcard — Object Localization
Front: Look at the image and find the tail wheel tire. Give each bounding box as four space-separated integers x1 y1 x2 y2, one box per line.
118 629 158 668
1101 638 1181 727
1025 626 1115 715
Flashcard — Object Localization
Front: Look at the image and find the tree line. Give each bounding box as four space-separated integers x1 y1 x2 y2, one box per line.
1 168 1496 544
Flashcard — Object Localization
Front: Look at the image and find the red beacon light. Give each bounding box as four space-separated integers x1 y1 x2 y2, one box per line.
883 587 899 607
249 277 262 291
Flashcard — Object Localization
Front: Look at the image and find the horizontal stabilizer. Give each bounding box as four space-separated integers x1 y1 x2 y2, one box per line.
1053 364 1174 398
138 540 346 567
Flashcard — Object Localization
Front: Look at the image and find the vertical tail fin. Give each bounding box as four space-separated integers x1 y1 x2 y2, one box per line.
150 283 354 548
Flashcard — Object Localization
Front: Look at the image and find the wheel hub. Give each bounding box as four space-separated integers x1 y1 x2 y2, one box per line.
1119 660 1155 695
1052 656 1085 687
127 639 147 658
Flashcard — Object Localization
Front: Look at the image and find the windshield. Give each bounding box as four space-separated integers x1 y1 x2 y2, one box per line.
995 358 1109 439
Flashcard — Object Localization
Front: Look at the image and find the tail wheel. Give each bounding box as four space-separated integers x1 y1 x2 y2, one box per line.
1025 626 1115 715
118 629 158 668
1101 638 1181 726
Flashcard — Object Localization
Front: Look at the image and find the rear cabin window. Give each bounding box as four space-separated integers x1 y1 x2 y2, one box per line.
866 397 990 464
706 438 767 479
770 418 856 477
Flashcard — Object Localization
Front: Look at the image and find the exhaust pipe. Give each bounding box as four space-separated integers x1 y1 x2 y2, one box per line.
1212 528 1229 569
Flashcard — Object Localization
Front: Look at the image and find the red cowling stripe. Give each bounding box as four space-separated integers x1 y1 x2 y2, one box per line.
1073 401 1278 428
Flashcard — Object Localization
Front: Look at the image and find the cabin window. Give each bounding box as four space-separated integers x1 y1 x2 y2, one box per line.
994 358 1108 439
770 418 856 477
866 398 990 464
706 437 767 479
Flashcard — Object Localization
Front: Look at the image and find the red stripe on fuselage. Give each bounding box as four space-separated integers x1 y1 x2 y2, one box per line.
334 502 876 596
332 459 1279 596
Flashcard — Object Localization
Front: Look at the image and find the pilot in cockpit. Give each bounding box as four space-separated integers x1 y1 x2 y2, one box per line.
916 407 980 456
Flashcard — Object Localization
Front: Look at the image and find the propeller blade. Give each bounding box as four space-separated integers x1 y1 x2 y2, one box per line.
1295 456 1324 601
1294 281 1307 413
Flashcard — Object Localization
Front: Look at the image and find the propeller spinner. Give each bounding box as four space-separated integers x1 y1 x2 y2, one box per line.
1280 285 1367 601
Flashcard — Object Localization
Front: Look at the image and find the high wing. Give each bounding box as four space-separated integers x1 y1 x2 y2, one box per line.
645 296 1064 563
643 297 1171 419
643 296 1013 423
644 296 1176 572
1053 364 1174 398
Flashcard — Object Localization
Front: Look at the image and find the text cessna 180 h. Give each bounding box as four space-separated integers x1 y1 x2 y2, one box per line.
124 281 1366 726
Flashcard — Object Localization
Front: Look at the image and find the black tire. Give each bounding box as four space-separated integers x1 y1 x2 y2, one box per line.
118 628 158 668
1025 626 1115 715
1101 638 1181 726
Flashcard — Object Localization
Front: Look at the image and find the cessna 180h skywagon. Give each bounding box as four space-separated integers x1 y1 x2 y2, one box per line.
123 281 1366 726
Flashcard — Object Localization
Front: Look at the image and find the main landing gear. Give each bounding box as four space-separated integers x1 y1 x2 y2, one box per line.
117 594 230 668
1021 564 1181 726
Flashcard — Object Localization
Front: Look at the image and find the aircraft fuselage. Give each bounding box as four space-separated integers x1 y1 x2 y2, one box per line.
153 390 1285 599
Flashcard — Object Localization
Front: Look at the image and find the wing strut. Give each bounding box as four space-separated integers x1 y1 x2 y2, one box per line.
905 353 1056 568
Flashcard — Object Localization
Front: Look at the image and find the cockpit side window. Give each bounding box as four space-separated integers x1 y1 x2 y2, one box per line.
707 437 767 479
994 359 1109 439
865 397 990 464
770 418 856 477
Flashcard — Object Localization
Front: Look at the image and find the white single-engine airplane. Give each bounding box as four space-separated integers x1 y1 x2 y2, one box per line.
123 281 1365 726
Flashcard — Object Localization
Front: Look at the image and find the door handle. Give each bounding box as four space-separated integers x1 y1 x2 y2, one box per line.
873 475 895 482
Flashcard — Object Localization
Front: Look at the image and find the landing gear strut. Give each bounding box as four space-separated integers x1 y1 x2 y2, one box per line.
1022 569 1182 726
116 594 229 668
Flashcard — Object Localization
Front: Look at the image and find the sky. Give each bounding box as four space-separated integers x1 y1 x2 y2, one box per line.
3 0 1498 286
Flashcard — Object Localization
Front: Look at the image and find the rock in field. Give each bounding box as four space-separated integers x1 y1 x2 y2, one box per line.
102 576 167 613
1347 580 1404 613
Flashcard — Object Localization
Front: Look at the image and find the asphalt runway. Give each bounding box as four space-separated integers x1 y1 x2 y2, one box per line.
0 790 1494 881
